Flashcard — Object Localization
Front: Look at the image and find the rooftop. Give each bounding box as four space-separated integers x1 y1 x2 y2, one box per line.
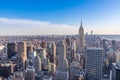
87 47 103 50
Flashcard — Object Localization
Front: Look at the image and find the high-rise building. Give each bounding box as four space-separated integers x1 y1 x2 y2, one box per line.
115 51 120 63
48 42 56 64
85 47 103 80
69 61 86 80
102 58 110 78
71 38 76 60
0 63 15 78
53 71 69 80
41 40 47 48
27 43 33 58
25 66 35 80
28 51 36 60
57 40 68 71
13 71 24 80
112 40 116 52
112 63 120 80
17 42 27 61
7 42 17 59
102 39 107 53
36 48 47 60
66 36 71 50
33 55 41 73
42 58 51 71
91 30 93 36
51 63 56 74
78 21 85 53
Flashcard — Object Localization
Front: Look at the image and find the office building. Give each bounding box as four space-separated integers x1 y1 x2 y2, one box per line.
0 63 15 78
25 66 35 80
78 21 85 53
41 40 47 48
28 51 36 60
112 63 120 80
71 38 76 60
27 44 33 58
48 42 56 64
36 48 47 61
66 36 71 50
17 42 27 61
69 61 86 80
57 40 68 71
51 63 56 74
86 47 103 80
112 40 116 52
7 42 17 59
33 55 41 73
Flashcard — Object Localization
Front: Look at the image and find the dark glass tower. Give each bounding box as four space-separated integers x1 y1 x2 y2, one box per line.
7 42 17 59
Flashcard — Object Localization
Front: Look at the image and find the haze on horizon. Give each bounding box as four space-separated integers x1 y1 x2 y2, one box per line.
0 0 120 35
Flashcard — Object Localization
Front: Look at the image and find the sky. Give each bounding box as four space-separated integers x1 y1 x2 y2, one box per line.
0 0 120 35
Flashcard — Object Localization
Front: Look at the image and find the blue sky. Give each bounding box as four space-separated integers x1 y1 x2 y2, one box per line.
0 0 120 35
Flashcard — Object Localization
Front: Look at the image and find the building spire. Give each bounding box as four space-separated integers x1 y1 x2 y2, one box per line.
80 19 82 27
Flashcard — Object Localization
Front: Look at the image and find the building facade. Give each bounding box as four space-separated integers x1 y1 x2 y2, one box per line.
86 47 103 80
7 42 17 59
78 21 85 53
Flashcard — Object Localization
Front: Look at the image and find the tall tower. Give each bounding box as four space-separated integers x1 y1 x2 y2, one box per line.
49 42 56 64
71 38 76 60
86 47 103 80
27 43 33 58
25 66 35 80
57 40 68 71
66 36 71 49
41 40 47 48
33 55 41 73
79 20 85 53
17 42 27 63
112 40 116 52
7 42 17 59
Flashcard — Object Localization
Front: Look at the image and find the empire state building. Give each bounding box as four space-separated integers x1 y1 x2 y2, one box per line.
78 21 85 53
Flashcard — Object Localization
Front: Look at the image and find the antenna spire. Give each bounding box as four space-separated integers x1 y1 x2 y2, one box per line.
81 19 82 27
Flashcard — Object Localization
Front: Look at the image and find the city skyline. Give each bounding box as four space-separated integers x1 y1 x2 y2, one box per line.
0 0 120 35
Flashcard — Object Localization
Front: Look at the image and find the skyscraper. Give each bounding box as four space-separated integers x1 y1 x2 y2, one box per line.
33 55 41 73
27 43 33 58
86 47 103 80
41 40 47 48
51 63 56 74
91 30 93 36
36 48 47 60
48 42 56 64
57 40 68 71
78 20 85 53
28 51 36 60
7 42 17 59
112 63 120 80
17 42 27 63
66 36 71 50
0 63 14 78
71 38 76 60
112 40 116 52
25 66 35 80
102 39 107 53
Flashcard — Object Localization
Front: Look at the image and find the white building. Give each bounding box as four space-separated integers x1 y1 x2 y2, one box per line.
57 40 68 71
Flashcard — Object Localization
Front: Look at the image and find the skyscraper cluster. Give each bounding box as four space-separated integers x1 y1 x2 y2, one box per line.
0 21 119 80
